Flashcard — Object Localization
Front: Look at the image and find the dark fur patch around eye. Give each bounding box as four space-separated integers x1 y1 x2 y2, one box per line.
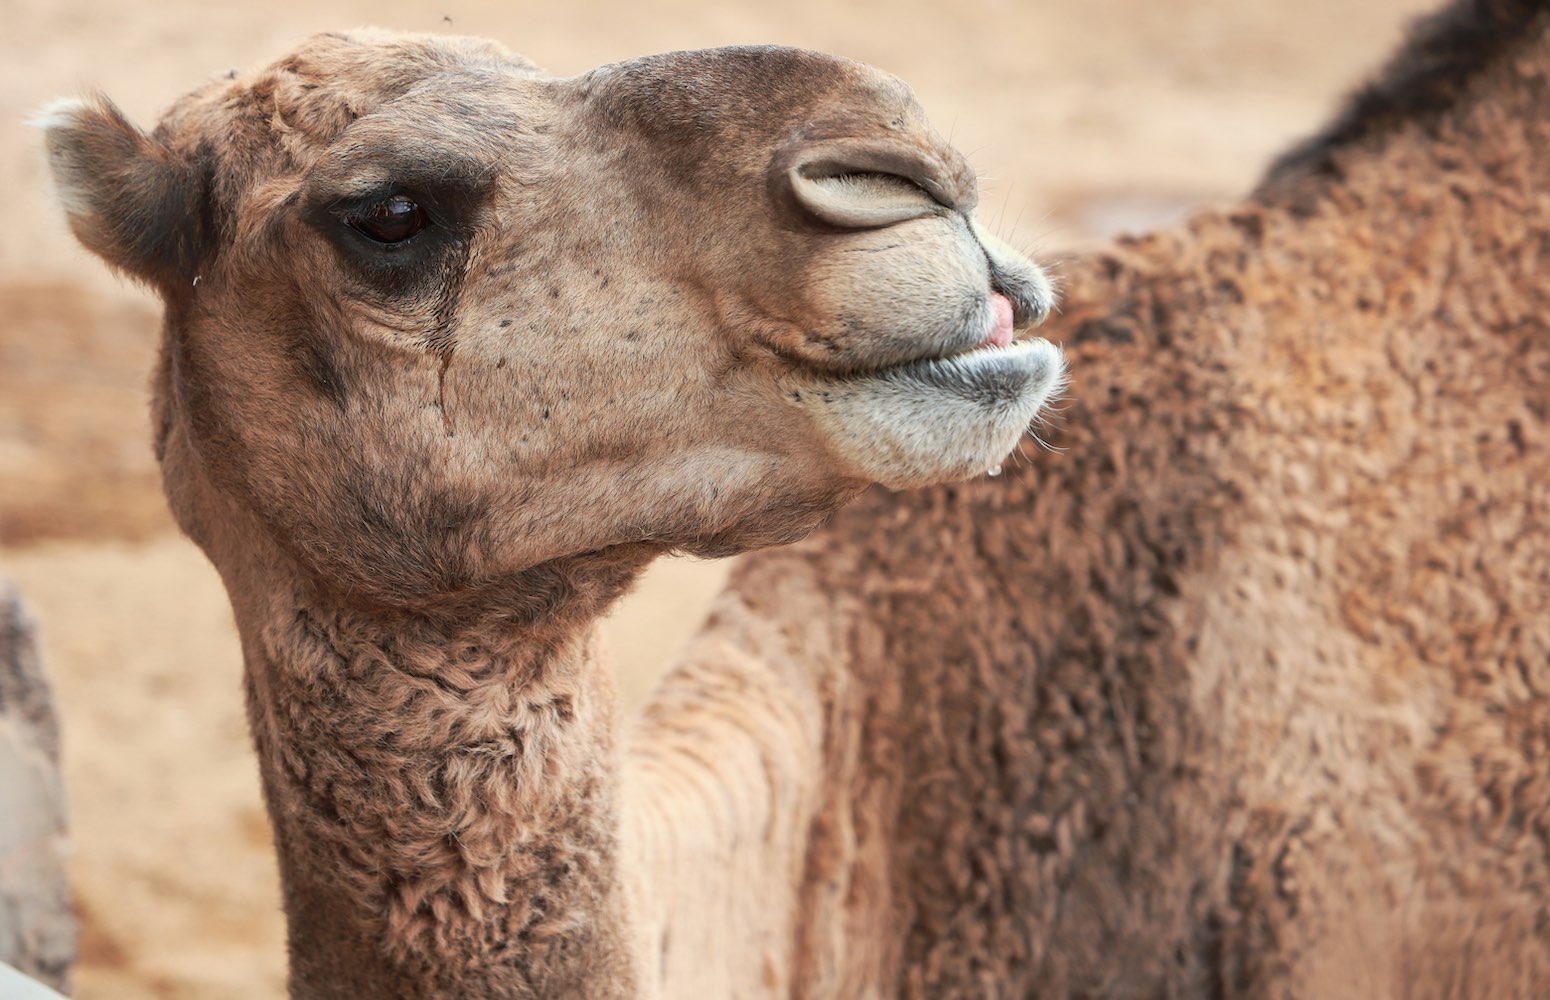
301 155 494 300
306 185 467 296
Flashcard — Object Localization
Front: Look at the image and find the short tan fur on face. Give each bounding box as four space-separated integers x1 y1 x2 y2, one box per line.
41 31 1062 602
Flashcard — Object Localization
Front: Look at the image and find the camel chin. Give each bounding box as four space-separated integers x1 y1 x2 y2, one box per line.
786 336 1066 489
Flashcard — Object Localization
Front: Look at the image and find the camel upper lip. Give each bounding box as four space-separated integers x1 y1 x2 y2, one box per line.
1000 285 1054 331
794 335 1060 407
836 301 1050 380
786 290 1042 381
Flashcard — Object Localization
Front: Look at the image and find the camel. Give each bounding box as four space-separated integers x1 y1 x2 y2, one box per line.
42 0 1550 995
40 31 1063 998
640 0 1550 995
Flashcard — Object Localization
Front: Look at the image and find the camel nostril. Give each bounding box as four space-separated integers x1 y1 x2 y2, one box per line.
777 137 960 230
789 167 940 230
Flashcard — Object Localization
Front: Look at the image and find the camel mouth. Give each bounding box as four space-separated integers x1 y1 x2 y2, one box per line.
847 337 1065 424
877 336 1062 398
783 336 1066 489
839 286 1054 383
801 286 1053 382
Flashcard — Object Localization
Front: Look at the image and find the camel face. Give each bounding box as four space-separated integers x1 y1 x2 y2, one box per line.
43 31 1062 601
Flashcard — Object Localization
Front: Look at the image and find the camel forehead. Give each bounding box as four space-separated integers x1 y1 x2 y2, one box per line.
281 32 547 128
186 32 923 151
265 29 547 89
267 33 911 110
146 32 528 151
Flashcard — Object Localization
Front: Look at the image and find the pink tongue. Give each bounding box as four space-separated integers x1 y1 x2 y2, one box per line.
980 293 1015 349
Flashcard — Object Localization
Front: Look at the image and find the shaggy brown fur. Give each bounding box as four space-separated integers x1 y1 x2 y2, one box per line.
639 0 1550 994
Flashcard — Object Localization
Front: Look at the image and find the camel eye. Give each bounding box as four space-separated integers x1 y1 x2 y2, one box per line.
347 194 427 244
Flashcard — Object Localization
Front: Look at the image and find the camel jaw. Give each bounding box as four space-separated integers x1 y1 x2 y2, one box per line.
783 337 1066 489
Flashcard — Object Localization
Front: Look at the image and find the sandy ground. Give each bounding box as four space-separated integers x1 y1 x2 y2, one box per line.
1 0 1434 995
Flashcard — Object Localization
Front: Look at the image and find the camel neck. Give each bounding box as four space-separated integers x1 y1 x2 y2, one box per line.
233 568 641 998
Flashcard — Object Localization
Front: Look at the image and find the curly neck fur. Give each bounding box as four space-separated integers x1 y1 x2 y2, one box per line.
164 419 648 997
246 587 638 998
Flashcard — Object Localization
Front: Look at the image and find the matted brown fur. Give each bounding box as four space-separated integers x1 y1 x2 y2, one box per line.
642 0 1550 994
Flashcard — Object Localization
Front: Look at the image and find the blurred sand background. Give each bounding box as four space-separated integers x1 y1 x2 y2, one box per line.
2 0 1434 995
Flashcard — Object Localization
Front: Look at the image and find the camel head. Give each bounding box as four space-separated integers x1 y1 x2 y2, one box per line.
41 30 1063 604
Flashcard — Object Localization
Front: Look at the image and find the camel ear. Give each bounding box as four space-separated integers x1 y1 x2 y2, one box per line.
38 96 203 290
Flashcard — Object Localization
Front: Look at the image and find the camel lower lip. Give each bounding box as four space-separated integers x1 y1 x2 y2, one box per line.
785 338 1067 489
871 339 1058 403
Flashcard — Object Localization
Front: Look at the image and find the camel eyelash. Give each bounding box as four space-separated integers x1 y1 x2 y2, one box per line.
329 190 436 248
302 186 473 302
